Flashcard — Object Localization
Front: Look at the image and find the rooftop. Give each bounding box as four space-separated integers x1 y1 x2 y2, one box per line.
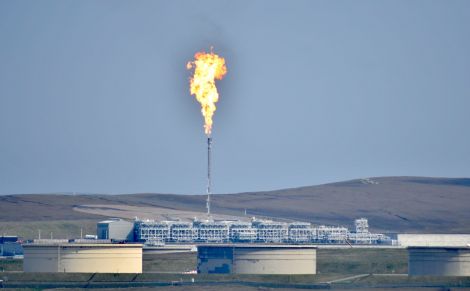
407 246 470 250
197 244 317 249
23 243 143 248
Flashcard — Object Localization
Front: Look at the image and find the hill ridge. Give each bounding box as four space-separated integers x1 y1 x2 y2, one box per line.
1 176 469 234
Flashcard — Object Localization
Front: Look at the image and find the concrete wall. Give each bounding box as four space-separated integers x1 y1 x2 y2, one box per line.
408 247 470 276
398 234 470 247
97 219 134 241
198 245 316 274
24 244 142 273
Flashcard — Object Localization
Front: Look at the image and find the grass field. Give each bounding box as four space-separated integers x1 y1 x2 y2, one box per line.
39 287 470 291
0 220 97 240
143 252 197 273
0 258 22 271
317 248 408 274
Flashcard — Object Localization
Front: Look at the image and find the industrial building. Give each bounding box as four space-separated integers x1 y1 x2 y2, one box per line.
132 217 391 245
398 234 470 247
97 218 134 241
347 218 390 244
316 225 348 243
170 221 198 242
229 221 257 242
408 247 470 276
23 243 142 273
197 244 317 274
252 220 288 243
195 220 229 242
0 236 22 257
288 222 314 243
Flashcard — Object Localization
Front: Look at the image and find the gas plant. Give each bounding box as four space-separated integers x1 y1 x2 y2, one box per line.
133 217 391 245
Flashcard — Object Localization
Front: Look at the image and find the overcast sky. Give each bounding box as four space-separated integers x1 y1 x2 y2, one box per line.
0 0 469 195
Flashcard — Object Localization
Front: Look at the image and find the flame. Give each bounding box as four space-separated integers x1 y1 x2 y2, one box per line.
187 49 227 136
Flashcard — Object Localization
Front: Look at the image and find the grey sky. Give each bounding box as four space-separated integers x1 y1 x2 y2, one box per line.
0 0 469 195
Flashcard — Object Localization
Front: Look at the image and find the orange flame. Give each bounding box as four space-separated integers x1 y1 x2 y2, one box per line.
187 49 227 136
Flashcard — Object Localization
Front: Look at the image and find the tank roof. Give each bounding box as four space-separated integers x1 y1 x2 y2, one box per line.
197 244 317 249
98 218 131 224
407 246 470 250
23 243 143 248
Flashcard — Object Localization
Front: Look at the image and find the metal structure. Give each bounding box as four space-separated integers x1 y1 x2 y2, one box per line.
346 218 388 244
134 220 171 245
316 225 348 243
195 220 229 242
169 221 197 243
206 137 212 218
252 220 288 243
355 218 369 233
229 221 257 242
289 222 314 243
133 217 391 245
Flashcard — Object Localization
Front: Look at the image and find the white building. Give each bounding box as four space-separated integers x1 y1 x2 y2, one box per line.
195 221 230 242
97 218 134 241
252 220 288 243
134 220 171 244
230 222 257 242
398 234 470 247
170 222 198 242
289 222 314 243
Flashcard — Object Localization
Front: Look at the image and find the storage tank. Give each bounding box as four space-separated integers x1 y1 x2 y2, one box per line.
197 244 316 274
23 243 142 273
408 247 470 276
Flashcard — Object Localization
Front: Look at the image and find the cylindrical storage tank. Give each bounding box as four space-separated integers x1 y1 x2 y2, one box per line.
233 246 316 274
23 243 142 273
197 244 316 274
198 245 233 274
408 247 470 276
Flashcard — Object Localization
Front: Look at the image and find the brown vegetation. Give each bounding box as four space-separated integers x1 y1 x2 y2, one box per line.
1 177 469 234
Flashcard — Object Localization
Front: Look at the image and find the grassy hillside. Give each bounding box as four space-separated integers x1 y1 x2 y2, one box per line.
0 220 97 239
1 177 469 236
208 176 470 233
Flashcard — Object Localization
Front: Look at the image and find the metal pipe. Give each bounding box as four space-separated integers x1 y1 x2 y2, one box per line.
207 137 212 218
